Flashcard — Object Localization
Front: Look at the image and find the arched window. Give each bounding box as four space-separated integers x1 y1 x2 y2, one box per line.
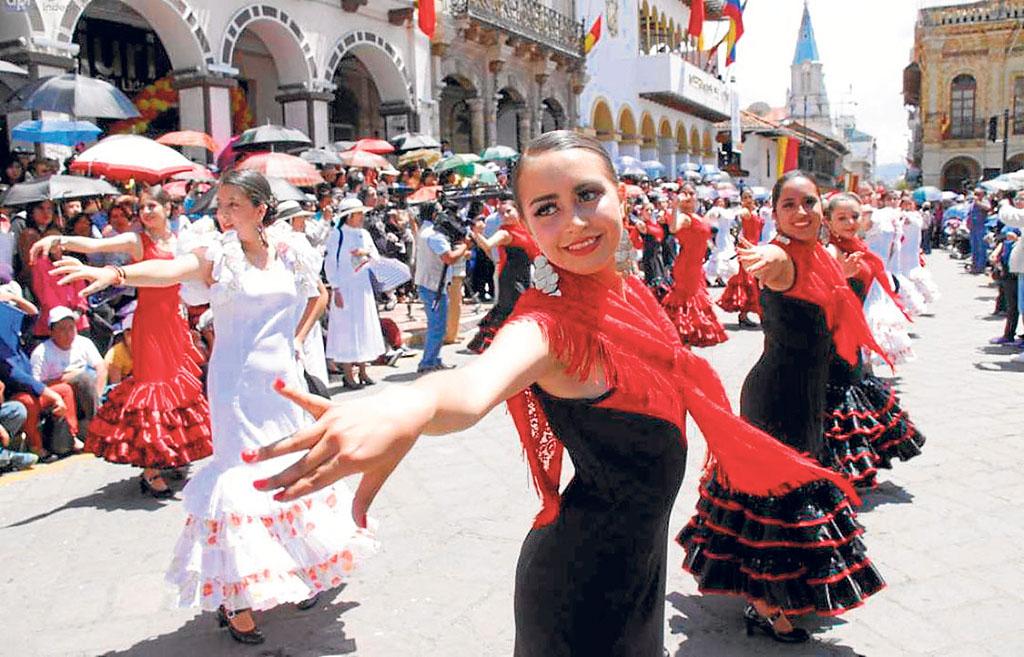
1013 76 1024 135
950 74 977 138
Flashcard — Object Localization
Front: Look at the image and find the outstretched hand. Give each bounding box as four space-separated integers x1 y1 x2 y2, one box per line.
245 379 429 528
837 250 864 279
49 257 115 296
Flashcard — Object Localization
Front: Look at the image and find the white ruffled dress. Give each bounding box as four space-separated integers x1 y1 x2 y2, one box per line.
167 223 376 612
899 212 941 306
863 278 915 368
703 208 739 282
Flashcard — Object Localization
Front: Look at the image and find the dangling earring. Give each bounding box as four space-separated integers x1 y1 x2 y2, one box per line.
257 223 267 247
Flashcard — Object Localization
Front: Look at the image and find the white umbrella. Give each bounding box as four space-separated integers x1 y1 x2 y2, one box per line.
69 134 194 184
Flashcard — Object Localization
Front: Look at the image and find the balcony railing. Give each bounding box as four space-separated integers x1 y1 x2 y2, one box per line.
944 118 987 140
446 0 585 59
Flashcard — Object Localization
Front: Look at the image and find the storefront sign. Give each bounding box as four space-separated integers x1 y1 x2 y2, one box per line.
74 17 172 96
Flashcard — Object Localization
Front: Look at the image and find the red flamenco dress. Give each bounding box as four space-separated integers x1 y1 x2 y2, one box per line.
85 234 212 467
504 264 877 653
718 209 764 317
467 224 540 354
661 214 728 347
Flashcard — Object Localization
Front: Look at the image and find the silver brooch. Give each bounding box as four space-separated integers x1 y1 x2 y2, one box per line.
532 255 561 296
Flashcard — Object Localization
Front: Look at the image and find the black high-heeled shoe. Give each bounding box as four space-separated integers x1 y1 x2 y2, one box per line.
358 373 375 386
296 592 321 611
217 606 265 645
139 474 175 499
342 376 363 390
743 605 809 643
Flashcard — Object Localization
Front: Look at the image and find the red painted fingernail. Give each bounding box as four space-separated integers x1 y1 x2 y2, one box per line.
273 491 286 502
241 449 258 463
272 377 286 391
252 478 268 490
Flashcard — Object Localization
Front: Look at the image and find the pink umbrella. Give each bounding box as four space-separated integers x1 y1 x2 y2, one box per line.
236 152 322 186
69 134 194 184
337 149 389 169
170 164 215 182
350 138 395 155
215 134 241 171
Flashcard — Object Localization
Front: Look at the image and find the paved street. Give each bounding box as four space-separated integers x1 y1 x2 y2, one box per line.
1 251 1021 657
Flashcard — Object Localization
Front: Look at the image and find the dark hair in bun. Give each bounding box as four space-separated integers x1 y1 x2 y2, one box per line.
219 169 278 225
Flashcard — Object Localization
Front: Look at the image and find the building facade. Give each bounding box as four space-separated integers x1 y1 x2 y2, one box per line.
430 0 584 154
1 0 434 158
576 0 731 173
786 1 832 138
904 0 1024 190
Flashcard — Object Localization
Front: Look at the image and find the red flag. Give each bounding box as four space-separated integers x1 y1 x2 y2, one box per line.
418 0 436 39
784 138 800 173
688 0 705 39
584 16 603 54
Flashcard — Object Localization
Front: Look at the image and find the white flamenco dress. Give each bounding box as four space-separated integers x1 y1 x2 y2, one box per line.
703 207 739 282
899 211 941 306
324 224 386 363
867 208 928 317
167 223 376 612
863 278 915 368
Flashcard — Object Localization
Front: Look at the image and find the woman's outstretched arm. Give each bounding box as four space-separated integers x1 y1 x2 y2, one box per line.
50 252 210 295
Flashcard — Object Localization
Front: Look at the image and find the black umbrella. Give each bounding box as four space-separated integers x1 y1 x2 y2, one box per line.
299 148 342 166
390 132 440 152
0 174 119 207
234 124 312 153
3 73 139 119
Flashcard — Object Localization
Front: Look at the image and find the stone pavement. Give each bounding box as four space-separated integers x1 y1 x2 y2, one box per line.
1 251 1021 657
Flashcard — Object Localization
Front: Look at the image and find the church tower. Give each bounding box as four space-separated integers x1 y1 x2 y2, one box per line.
786 1 833 135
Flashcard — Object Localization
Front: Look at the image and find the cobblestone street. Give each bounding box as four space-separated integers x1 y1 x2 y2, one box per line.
1 252 1021 657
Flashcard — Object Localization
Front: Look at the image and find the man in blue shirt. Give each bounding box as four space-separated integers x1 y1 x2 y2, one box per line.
966 188 992 274
413 204 470 372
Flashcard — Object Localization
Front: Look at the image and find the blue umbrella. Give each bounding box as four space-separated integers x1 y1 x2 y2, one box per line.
620 166 648 179
679 162 701 173
912 186 941 205
700 163 721 176
12 119 101 146
615 155 643 171
641 160 666 177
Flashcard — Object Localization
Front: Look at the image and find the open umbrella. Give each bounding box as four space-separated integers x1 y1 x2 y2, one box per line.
331 140 355 152
912 186 942 205
157 130 218 152
70 134 194 183
234 123 311 152
462 163 497 184
300 148 342 166
337 150 389 169
12 119 101 146
398 149 443 168
237 152 322 186
615 155 643 171
0 60 27 77
481 145 518 161
0 174 119 207
390 133 440 152
436 153 481 173
5 73 139 119
642 160 666 177
620 166 647 179
170 164 216 182
350 138 395 155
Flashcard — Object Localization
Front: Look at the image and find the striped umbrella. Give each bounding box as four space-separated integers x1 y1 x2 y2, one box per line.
236 152 322 186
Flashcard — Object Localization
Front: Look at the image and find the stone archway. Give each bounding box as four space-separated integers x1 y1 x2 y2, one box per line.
618 105 639 159
658 118 674 174
941 156 981 192
640 112 657 161
440 75 477 153
676 122 689 164
689 125 700 160
1007 152 1024 173
323 30 416 141
591 98 615 139
58 0 212 70
541 97 566 134
496 86 527 151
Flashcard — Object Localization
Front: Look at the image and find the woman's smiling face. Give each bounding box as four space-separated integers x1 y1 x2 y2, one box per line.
774 175 822 243
516 148 622 277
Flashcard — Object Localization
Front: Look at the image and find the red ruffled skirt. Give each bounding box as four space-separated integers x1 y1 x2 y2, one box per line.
718 269 762 315
86 355 212 469
662 288 728 348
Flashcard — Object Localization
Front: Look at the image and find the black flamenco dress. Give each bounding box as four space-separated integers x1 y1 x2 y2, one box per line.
467 225 539 354
679 286 886 617
514 386 686 656
822 280 926 487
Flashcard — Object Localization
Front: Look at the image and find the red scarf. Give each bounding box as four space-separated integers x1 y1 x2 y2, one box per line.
497 223 541 274
504 270 858 528
772 236 889 367
831 234 912 322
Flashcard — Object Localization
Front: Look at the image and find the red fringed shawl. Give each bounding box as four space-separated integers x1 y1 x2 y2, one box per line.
773 236 890 368
498 224 541 274
831 234 912 322
503 270 858 528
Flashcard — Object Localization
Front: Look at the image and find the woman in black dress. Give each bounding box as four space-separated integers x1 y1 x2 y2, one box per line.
679 172 886 642
466 196 540 353
822 193 926 486
246 137 865 655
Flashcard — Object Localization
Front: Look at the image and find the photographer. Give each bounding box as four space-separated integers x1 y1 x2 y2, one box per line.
414 202 470 373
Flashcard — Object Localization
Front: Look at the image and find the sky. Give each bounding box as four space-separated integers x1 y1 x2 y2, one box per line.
721 0 979 167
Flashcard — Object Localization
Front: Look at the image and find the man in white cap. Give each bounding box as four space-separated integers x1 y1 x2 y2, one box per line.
29 306 107 440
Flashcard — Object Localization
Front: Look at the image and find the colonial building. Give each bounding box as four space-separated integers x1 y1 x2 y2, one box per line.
430 0 584 153
576 0 731 172
904 0 1024 190
0 0 434 157
786 1 832 138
